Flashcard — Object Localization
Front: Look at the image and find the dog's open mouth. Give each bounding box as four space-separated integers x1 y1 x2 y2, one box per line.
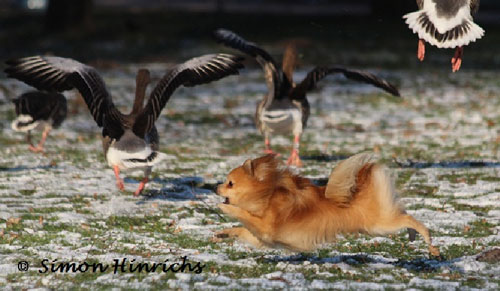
224 197 230 204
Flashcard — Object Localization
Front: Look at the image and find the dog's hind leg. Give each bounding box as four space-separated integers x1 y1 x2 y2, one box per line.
216 227 265 248
378 214 440 257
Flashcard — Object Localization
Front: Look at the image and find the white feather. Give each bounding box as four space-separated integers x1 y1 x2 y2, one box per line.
11 115 39 132
121 152 168 169
425 0 470 33
261 108 303 136
107 146 167 170
403 0 484 49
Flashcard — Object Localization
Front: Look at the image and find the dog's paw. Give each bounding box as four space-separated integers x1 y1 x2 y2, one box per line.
215 229 232 238
217 203 239 217
429 245 441 257
215 228 239 239
215 232 230 239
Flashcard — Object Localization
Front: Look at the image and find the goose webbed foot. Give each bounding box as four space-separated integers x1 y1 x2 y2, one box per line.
287 149 303 167
116 180 125 191
26 131 46 153
113 165 125 191
134 177 149 196
451 46 463 72
263 148 280 156
28 128 50 154
417 39 425 61
28 145 45 153
263 137 281 156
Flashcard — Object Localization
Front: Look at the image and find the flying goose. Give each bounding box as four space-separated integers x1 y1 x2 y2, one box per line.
5 54 243 195
403 0 484 72
213 28 400 167
10 91 67 153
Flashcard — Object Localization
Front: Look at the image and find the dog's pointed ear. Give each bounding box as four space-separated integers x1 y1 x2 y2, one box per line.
253 154 279 181
243 159 254 176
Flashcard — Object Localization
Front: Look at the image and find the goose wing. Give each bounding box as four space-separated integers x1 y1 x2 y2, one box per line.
291 66 401 100
5 56 123 134
213 28 282 99
132 54 243 137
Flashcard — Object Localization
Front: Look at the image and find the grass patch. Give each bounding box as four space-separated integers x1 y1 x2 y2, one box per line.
18 189 36 196
403 185 439 198
396 169 415 188
205 261 280 279
464 219 496 238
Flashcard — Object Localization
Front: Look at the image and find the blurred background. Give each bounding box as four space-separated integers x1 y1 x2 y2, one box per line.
0 0 499 70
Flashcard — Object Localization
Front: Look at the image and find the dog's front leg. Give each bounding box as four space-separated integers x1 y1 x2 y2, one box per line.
216 227 265 248
218 203 245 219
218 204 273 242
218 204 264 228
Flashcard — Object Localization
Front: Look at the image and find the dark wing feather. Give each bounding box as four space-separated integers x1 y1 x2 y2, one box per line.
291 66 401 100
51 93 68 128
470 0 480 14
5 56 122 135
133 54 243 137
213 28 281 99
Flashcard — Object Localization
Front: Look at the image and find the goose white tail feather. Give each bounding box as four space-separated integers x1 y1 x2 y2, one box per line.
107 146 168 170
404 10 484 49
11 115 39 132
122 152 168 169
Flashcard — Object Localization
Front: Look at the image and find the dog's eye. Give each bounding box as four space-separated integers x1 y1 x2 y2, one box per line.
228 181 233 187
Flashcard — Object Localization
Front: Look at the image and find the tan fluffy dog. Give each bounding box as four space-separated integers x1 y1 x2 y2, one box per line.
216 153 440 256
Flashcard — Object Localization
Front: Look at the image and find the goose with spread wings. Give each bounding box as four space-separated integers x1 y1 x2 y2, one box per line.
403 0 484 72
5 54 243 195
10 91 67 153
213 28 400 167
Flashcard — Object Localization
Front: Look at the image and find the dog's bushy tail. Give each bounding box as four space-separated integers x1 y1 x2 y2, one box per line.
325 153 374 206
325 152 398 209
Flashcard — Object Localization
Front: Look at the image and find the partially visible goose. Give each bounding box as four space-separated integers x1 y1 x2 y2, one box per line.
403 0 484 72
213 28 400 167
5 54 243 195
11 91 67 152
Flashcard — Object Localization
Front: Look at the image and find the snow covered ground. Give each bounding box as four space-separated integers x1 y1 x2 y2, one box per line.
0 65 499 290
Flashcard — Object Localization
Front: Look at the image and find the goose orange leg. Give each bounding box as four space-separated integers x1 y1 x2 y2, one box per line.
287 135 302 167
417 39 425 61
264 137 273 154
29 127 51 153
263 135 280 155
451 46 463 72
113 165 125 191
134 177 149 196
134 167 151 196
